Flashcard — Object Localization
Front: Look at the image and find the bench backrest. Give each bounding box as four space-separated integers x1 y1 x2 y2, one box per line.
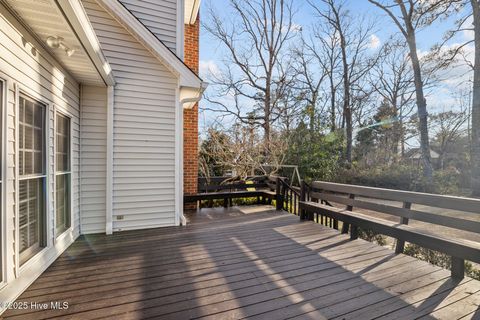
198 176 269 193
308 181 480 235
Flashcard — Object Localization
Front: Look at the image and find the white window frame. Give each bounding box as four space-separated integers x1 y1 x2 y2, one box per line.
15 87 51 275
54 108 73 239
0 77 7 287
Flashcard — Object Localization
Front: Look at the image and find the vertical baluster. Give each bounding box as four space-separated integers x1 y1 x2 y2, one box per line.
292 192 295 214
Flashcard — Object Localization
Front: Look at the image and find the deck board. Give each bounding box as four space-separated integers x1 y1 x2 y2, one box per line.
3 205 480 320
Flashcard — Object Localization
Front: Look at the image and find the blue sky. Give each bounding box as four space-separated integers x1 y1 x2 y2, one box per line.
200 0 458 65
198 0 473 133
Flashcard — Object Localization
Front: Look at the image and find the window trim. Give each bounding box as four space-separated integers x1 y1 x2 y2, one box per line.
54 109 73 239
0 77 7 286
15 87 51 275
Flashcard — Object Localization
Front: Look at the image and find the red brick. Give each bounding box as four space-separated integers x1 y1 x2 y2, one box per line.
183 14 200 209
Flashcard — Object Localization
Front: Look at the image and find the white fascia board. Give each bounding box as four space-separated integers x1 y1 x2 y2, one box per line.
185 0 201 25
56 0 115 86
96 0 202 89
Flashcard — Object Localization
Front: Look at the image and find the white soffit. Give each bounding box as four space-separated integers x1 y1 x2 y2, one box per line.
184 0 201 25
4 0 109 86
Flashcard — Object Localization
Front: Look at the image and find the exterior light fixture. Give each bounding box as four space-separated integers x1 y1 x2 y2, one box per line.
46 36 75 57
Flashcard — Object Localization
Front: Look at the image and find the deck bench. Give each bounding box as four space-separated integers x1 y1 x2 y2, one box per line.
299 181 480 279
184 175 284 209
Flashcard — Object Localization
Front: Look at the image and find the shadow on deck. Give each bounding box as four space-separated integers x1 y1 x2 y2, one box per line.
3 206 480 319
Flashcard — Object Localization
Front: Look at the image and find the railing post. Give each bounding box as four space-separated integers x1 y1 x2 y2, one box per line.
275 177 283 211
395 201 412 254
300 180 306 220
451 256 465 279
342 194 355 234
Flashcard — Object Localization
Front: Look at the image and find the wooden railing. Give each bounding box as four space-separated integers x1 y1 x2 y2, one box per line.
185 175 285 208
278 179 300 215
299 181 480 279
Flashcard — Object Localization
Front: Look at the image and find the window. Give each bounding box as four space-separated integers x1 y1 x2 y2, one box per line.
55 113 70 235
18 95 46 265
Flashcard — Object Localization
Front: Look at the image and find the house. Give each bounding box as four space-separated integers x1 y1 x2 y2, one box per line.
405 147 440 168
0 0 204 310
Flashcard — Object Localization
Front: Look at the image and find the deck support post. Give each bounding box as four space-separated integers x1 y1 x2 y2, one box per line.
275 177 283 211
395 202 412 254
451 257 465 279
342 194 355 234
350 225 358 240
223 197 228 208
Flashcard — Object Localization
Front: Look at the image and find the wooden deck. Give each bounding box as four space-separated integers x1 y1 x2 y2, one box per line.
3 206 480 320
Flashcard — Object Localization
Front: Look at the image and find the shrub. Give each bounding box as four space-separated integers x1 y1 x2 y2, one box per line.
432 167 461 195
334 165 422 191
404 244 480 281
332 165 463 196
358 228 387 246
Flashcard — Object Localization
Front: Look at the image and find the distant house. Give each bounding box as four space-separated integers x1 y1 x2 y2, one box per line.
0 0 204 310
405 148 440 167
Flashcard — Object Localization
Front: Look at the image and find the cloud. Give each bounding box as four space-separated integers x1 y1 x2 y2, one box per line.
287 23 302 33
199 60 221 79
462 16 474 42
368 34 381 50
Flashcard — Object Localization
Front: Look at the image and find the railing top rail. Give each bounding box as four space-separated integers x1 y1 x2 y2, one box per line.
198 175 267 182
311 181 480 214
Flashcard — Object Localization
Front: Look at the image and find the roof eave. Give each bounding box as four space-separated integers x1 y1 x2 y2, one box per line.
96 0 202 89
185 0 201 25
56 0 115 86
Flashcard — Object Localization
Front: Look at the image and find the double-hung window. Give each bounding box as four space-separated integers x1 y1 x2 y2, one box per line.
18 95 46 265
55 113 71 235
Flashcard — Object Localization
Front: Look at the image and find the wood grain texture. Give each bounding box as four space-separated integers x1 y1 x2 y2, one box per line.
3 206 480 320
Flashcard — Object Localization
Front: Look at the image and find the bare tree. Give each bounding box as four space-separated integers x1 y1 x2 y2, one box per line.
370 41 416 157
203 0 297 150
198 124 288 179
470 0 480 195
293 22 346 133
292 36 329 134
367 0 459 179
308 0 380 164
430 107 469 169
439 0 480 194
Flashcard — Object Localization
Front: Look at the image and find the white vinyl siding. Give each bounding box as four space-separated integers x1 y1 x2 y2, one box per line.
83 0 177 231
0 5 80 282
80 85 107 234
118 0 177 52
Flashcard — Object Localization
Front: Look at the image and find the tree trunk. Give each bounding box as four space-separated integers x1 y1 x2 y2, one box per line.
405 29 433 179
471 0 480 196
339 33 352 164
392 96 400 161
330 78 336 132
264 82 271 150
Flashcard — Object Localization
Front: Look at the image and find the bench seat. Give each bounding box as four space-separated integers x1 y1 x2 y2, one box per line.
299 201 480 265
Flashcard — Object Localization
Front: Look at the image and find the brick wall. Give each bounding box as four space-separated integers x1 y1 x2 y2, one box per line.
183 15 200 206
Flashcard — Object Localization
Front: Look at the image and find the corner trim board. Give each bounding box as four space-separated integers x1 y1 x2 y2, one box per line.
106 85 114 235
